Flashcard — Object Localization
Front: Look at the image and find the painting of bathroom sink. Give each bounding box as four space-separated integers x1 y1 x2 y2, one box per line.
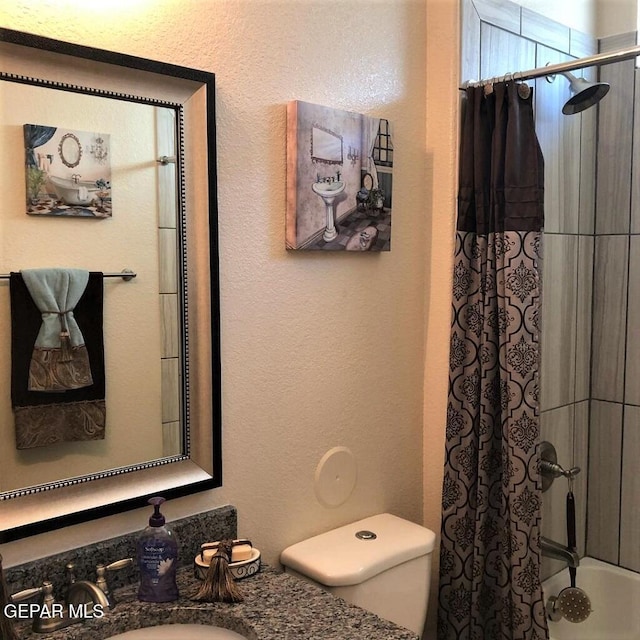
106 623 248 639
286 100 393 251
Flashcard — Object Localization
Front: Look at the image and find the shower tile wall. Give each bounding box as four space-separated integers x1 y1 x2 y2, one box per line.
588 32 640 572
463 0 606 579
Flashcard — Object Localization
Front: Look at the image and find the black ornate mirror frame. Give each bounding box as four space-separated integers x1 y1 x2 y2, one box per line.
0 28 221 542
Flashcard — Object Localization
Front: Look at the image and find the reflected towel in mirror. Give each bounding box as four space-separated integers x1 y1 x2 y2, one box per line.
10 271 106 450
21 268 93 391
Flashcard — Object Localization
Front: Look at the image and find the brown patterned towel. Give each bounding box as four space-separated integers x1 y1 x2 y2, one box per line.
10 272 106 449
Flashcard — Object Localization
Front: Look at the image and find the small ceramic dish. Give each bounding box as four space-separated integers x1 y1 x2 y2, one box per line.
194 547 261 581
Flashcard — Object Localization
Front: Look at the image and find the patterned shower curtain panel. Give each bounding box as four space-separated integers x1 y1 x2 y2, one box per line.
438 82 548 640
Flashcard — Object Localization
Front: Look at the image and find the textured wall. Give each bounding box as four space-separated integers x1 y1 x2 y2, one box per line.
1 0 448 596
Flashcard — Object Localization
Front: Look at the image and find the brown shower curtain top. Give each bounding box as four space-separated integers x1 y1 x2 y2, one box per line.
438 81 547 640
458 82 544 234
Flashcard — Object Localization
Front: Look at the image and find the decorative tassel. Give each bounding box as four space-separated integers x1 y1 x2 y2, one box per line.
0 554 19 640
59 330 73 362
192 539 243 603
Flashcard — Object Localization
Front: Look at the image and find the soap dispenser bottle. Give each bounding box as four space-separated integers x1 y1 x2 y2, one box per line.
137 496 179 602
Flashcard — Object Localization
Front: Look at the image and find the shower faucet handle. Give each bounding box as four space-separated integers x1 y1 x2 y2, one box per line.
540 460 581 478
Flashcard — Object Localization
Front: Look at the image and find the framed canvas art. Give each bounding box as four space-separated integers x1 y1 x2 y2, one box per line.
286 101 393 251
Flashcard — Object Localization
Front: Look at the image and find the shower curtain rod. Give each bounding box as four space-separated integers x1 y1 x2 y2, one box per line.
460 43 640 88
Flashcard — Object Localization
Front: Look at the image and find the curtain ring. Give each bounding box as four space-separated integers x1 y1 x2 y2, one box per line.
544 62 556 84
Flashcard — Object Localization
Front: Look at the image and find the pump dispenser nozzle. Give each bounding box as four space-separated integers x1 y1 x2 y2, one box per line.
148 496 166 527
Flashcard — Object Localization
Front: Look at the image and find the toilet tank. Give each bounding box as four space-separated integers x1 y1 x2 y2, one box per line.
280 513 436 636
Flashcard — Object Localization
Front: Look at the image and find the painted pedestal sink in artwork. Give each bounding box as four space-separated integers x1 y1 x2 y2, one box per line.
312 180 345 242
106 624 247 639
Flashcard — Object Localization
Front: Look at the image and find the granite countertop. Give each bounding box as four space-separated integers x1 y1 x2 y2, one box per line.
16 565 419 640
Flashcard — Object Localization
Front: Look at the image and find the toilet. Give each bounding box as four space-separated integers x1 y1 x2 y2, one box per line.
280 513 436 636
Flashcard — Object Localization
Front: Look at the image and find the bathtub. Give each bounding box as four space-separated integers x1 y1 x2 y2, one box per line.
543 558 640 640
49 175 98 206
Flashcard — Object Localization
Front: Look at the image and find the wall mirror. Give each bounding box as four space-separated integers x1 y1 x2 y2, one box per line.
0 28 221 542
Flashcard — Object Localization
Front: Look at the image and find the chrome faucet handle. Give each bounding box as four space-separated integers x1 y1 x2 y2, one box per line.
540 460 581 479
96 557 133 608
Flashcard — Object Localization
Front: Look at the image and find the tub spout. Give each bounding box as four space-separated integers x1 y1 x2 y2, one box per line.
541 536 580 568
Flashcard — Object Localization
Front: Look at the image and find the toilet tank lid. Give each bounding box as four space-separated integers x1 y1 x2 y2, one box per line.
280 513 436 587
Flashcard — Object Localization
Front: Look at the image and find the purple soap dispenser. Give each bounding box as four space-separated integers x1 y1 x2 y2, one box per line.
137 497 179 602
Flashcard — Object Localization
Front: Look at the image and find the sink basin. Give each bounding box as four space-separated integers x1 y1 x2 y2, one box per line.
312 180 345 199
106 624 248 639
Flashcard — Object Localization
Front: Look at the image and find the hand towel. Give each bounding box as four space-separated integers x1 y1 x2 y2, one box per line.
10 271 106 450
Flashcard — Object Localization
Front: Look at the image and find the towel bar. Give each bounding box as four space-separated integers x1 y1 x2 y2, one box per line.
0 269 136 281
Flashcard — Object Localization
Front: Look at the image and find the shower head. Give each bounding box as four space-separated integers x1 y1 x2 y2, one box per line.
561 71 610 115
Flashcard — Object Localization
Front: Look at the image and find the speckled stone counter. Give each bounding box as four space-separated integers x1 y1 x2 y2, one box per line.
5 506 420 640
15 564 419 640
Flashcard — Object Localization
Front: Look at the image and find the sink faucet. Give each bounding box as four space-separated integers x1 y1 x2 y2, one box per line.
540 536 580 568
10 557 132 633
10 579 108 634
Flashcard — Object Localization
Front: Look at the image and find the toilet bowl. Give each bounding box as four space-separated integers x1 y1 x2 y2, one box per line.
280 513 436 636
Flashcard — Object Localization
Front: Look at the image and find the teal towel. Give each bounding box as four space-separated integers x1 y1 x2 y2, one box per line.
21 268 89 350
21 268 93 391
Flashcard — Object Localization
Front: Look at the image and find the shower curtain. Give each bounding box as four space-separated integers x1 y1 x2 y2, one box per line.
437 82 548 640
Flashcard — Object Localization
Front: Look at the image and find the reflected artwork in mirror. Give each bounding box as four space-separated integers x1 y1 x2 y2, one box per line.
0 28 221 542
25 122 113 216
